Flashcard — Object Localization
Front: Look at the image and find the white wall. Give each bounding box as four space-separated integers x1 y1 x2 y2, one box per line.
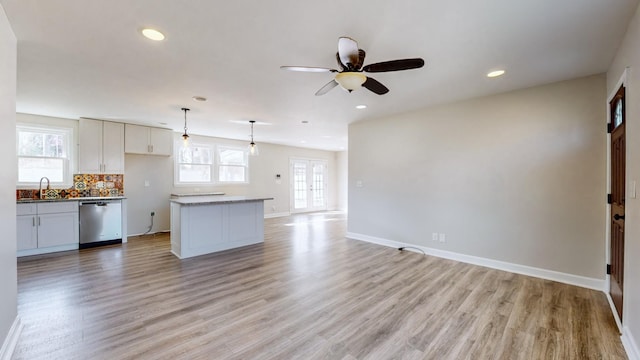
607 1 640 356
336 151 348 212
0 3 17 352
125 133 343 235
349 74 606 280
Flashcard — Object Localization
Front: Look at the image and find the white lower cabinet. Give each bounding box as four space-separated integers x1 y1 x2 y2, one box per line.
17 202 79 256
16 214 37 250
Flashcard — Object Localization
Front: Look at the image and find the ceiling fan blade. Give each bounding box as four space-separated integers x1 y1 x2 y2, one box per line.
280 66 337 73
362 77 389 95
363 58 425 73
315 80 339 96
355 49 366 70
338 37 359 69
335 52 345 71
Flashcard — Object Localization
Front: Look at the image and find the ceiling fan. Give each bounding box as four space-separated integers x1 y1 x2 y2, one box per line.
281 36 425 96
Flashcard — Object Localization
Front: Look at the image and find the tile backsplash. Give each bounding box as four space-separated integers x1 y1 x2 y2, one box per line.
17 174 124 200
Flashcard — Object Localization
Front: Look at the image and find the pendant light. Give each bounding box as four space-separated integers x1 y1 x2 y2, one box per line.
181 107 190 147
248 120 259 156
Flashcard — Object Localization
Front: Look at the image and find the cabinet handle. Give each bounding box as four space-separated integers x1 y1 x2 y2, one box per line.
37 216 41 226
32 217 35 227
149 144 154 153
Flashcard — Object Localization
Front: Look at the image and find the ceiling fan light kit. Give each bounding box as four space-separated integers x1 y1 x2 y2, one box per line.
335 72 367 92
281 36 425 96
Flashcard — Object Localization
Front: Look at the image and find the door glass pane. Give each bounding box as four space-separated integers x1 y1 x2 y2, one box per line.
312 163 324 207
293 162 307 209
614 99 623 127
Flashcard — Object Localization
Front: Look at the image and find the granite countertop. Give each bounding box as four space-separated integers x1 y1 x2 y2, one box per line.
17 196 126 203
170 192 225 198
170 195 273 205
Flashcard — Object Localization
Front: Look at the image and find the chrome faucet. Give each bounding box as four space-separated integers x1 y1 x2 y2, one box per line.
39 177 50 199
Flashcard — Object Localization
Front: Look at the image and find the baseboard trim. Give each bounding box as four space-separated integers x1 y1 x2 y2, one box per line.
128 230 171 237
605 291 623 333
0 316 22 360
622 327 640 360
264 212 290 219
345 232 606 292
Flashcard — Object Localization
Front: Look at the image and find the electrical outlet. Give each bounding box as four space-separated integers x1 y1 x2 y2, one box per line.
432 233 438 241
151 211 155 216
439 233 446 243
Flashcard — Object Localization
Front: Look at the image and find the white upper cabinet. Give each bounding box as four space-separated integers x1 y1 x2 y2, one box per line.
78 119 125 174
125 124 173 156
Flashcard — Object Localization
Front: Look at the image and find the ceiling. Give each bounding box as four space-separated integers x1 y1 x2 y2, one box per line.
1 0 637 151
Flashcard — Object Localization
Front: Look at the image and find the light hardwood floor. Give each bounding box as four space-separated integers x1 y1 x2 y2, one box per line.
14 212 626 359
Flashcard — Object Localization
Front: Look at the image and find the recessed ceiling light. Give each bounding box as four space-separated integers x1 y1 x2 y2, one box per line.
300 140 307 143
487 70 505 78
356 105 367 109
192 96 207 102
141 28 165 41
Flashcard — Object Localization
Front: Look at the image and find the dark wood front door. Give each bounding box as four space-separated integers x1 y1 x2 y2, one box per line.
610 85 625 320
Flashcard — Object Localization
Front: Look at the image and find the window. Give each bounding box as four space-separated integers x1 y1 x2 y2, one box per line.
17 124 73 187
175 143 213 184
174 142 249 186
218 146 248 183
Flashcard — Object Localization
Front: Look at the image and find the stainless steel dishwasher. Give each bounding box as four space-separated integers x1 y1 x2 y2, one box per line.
79 200 122 248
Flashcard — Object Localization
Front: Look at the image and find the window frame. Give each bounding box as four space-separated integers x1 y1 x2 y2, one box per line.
216 145 249 184
173 141 215 186
16 123 74 189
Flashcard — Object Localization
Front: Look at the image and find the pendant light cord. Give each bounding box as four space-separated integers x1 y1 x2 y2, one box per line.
250 120 255 144
182 107 190 139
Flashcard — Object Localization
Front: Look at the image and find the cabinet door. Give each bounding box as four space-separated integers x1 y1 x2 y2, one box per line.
78 118 103 173
37 212 79 248
149 127 173 156
17 215 38 250
103 121 125 173
124 124 150 154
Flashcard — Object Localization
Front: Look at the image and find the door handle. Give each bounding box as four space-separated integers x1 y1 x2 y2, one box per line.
614 214 625 220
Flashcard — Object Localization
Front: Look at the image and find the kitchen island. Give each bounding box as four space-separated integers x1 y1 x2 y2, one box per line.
169 195 273 259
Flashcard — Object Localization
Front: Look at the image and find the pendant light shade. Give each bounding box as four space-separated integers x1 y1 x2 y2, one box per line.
182 107 190 147
248 120 259 156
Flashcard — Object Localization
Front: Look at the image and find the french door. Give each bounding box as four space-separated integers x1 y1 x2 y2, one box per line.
290 159 328 213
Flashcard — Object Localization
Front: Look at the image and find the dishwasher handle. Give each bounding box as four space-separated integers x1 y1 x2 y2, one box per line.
80 201 110 206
